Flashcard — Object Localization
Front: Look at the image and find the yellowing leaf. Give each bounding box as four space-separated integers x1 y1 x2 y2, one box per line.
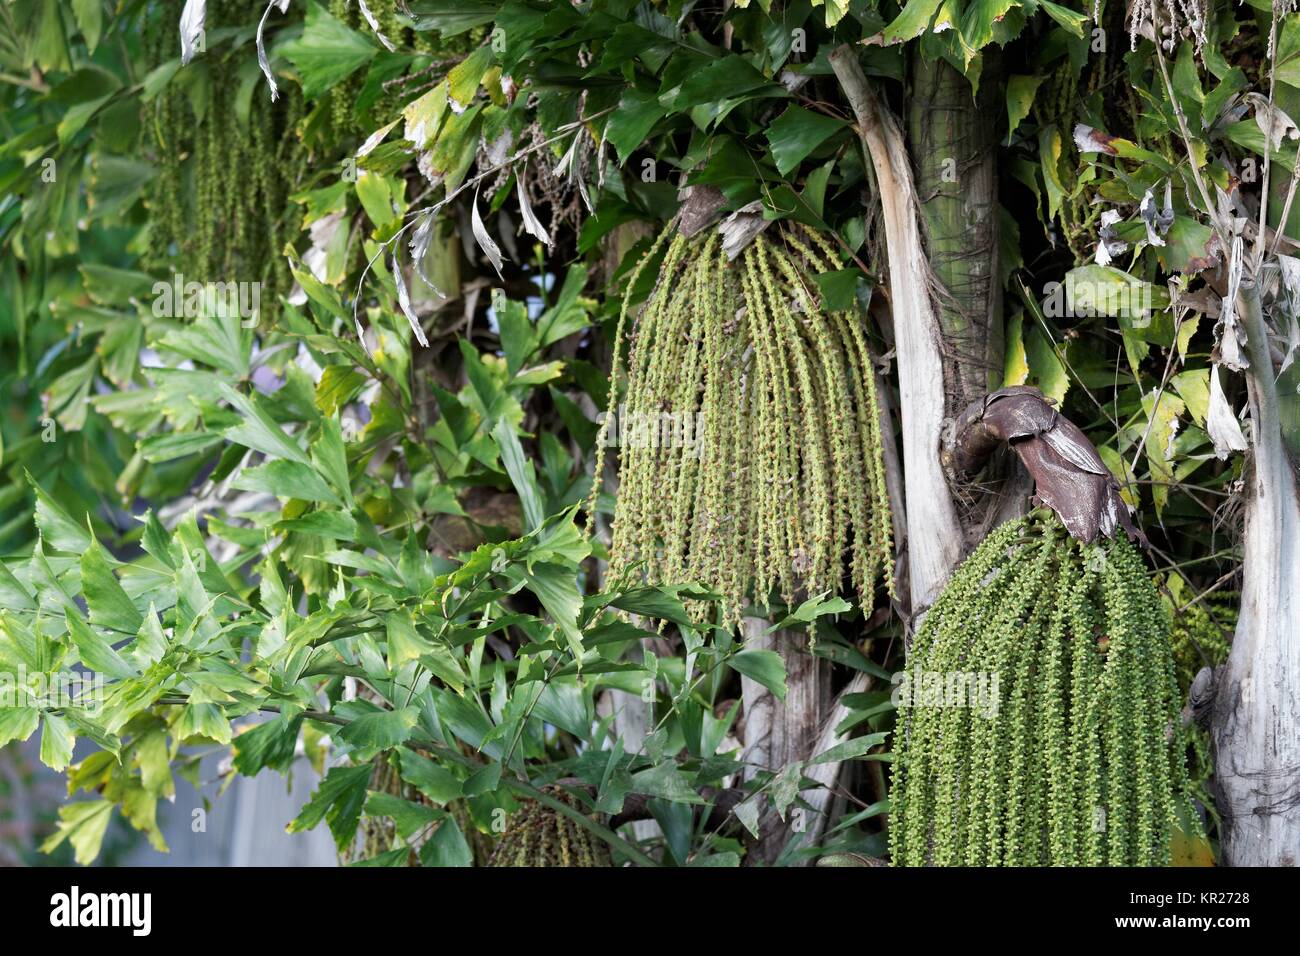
1024 324 1069 404
880 0 947 44
41 800 114 865
1171 368 1210 425
447 45 494 107
1098 444 1140 509
1142 390 1187 514
1006 74 1044 142
403 83 450 150
1002 311 1030 386
1171 824 1216 866
1039 126 1065 222
812 0 851 27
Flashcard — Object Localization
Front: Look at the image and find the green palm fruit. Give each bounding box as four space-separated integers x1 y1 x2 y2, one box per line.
589 225 894 628
890 511 1197 866
487 787 613 867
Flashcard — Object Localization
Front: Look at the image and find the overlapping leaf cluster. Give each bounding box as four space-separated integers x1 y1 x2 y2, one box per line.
2 469 784 864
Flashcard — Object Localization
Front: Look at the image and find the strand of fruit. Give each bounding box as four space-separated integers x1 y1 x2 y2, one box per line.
592 226 894 628
487 788 611 867
330 0 393 135
890 512 1195 866
142 0 307 326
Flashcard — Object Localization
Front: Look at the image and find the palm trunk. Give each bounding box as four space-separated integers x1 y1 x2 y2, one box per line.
739 620 830 865
907 55 1004 418
907 53 1024 556
830 46 965 616
1209 84 1300 864
1210 285 1300 866
831 47 1010 614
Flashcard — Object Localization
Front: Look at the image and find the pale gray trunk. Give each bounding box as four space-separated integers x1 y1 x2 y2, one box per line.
739 619 832 865
1211 285 1300 866
738 623 878 864
829 46 965 617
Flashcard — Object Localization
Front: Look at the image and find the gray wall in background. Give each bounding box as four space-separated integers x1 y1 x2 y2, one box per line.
120 753 338 867
3 737 337 867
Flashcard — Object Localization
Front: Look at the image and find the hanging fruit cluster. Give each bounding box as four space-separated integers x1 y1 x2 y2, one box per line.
487 788 612 867
592 225 894 627
142 0 308 326
890 511 1197 866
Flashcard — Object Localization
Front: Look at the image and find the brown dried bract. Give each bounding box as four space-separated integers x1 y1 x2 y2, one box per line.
1073 123 1121 156
945 386 1144 545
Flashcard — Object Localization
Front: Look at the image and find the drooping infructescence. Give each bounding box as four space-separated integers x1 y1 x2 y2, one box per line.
141 0 308 326
890 512 1197 866
591 226 894 627
487 787 612 867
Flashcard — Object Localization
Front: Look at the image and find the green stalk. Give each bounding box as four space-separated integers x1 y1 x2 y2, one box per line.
906 53 1005 414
